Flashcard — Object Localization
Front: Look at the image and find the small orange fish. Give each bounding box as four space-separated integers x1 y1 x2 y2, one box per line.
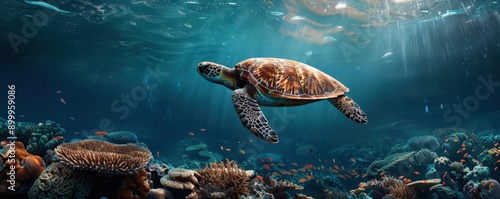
463 153 468 158
272 172 281 177
359 183 365 189
403 178 411 184
495 143 499 147
53 136 64 141
331 169 339 173
199 128 206 132
258 158 265 162
460 159 466 163
351 157 356 162
239 150 245 154
304 164 313 169
60 98 66 104
450 178 455 183
444 149 447 153
334 165 340 170
291 162 298 166
398 175 404 179
256 175 263 182
188 132 195 136
362 173 368 178
299 178 307 183
69 116 76 120
442 171 447 178
290 169 298 173
278 163 285 167
337 174 347 180
267 157 273 162
263 164 271 171
95 131 108 136
453 136 458 142
495 166 498 171
379 172 385 176
413 171 420 175
445 138 449 143
299 168 306 172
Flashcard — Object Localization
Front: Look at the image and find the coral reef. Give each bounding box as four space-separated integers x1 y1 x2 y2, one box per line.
28 162 92 199
407 135 440 151
194 159 251 198
390 183 416 199
117 168 151 199
55 140 152 175
367 148 436 177
0 141 45 196
319 188 348 199
0 119 64 156
161 168 198 190
433 156 451 170
107 131 139 144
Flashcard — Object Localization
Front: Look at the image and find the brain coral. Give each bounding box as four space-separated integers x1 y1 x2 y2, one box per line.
28 162 92 199
55 139 152 175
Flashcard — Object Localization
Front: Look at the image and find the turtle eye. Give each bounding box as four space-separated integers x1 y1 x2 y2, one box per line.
199 62 210 70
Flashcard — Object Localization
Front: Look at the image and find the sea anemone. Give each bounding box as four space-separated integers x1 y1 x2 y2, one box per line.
194 159 251 198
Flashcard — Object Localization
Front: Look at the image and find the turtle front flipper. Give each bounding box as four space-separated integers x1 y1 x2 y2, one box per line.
328 95 368 124
232 87 279 143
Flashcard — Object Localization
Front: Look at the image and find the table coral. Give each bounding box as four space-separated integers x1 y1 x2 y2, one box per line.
160 168 198 190
55 139 152 175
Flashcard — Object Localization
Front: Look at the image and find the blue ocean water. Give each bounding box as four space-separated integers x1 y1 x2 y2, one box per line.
1 0 500 198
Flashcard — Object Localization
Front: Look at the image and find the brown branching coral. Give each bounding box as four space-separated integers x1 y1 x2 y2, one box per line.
54 140 152 175
194 159 250 198
390 183 416 199
117 168 151 199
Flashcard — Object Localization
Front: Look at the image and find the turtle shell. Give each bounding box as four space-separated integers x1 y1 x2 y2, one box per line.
235 58 349 100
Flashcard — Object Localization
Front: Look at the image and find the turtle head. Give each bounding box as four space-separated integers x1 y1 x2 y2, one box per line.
198 61 238 90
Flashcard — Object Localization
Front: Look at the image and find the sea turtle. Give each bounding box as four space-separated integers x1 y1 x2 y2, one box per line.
197 58 367 143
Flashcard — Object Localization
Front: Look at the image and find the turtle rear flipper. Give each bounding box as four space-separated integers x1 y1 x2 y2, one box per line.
232 87 279 143
328 95 368 124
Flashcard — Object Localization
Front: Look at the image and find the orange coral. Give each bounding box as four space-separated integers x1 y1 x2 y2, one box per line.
0 141 45 195
117 168 150 199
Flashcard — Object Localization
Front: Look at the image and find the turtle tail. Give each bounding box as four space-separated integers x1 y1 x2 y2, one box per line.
328 95 367 124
